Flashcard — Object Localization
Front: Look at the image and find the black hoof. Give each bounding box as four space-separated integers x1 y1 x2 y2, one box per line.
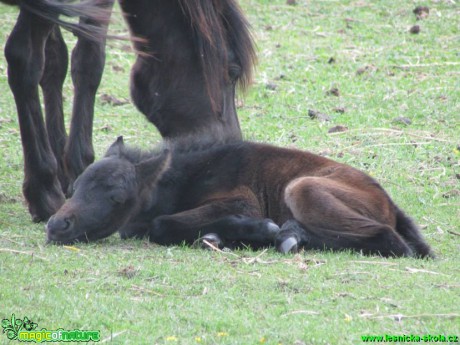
278 236 299 254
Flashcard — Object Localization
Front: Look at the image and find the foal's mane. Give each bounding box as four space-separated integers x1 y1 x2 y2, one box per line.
108 144 163 165
178 0 257 110
111 136 242 166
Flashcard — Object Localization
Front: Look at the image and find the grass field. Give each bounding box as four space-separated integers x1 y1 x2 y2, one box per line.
0 1 459 344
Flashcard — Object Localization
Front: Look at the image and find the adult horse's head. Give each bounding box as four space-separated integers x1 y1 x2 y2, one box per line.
46 137 170 244
119 0 256 141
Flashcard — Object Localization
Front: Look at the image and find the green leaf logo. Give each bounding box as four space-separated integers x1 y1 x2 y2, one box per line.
23 317 38 331
1 314 36 340
2 314 20 340
1 318 11 329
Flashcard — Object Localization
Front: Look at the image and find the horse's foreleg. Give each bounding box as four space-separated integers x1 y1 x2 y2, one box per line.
40 26 69 192
280 176 413 257
5 10 65 222
149 197 279 247
64 0 114 194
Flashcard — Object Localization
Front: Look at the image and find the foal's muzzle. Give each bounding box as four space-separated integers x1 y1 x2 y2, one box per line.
46 214 76 242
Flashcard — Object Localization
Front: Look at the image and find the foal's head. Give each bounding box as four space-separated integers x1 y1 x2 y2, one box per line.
46 137 170 243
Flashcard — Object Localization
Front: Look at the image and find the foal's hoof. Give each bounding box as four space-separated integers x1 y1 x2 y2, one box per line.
264 220 281 239
198 233 223 250
278 236 299 254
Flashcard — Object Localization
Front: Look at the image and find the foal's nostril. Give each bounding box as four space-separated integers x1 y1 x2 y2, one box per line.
63 217 72 230
46 214 74 233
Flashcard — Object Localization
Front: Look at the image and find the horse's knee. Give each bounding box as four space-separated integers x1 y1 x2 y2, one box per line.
71 39 106 92
5 37 43 90
41 27 69 88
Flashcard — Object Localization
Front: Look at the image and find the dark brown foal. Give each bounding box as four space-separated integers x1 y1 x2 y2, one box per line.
46 138 433 258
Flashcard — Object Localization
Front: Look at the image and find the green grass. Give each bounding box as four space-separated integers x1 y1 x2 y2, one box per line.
0 1 459 344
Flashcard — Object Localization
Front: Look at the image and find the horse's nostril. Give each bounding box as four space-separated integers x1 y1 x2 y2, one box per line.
47 214 74 233
63 217 72 230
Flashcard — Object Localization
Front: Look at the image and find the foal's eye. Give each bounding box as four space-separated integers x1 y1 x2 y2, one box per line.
110 193 126 205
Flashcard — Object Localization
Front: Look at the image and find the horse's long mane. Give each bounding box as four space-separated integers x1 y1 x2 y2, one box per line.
178 0 257 109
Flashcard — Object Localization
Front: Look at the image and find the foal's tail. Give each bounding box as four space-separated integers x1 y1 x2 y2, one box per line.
18 0 112 40
394 208 435 258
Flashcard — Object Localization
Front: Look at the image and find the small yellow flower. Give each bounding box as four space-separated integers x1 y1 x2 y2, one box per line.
195 336 202 343
217 332 229 337
344 313 352 322
166 336 178 341
260 336 266 343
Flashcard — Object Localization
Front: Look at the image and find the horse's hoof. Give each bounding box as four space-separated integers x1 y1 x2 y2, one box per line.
199 233 223 250
265 220 280 239
279 236 298 254
29 194 64 223
32 214 45 223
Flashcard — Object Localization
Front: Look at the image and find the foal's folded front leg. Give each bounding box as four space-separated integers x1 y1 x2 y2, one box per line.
118 218 152 240
147 198 280 247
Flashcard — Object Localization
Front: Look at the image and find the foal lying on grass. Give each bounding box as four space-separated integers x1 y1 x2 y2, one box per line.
46 137 433 258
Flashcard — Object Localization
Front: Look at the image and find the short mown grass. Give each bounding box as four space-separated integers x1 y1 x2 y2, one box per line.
0 1 459 344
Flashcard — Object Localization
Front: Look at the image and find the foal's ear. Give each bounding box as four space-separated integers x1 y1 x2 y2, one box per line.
135 150 171 185
105 136 125 157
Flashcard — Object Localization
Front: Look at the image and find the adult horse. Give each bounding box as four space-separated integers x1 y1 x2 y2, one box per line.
1 0 255 222
46 137 434 258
